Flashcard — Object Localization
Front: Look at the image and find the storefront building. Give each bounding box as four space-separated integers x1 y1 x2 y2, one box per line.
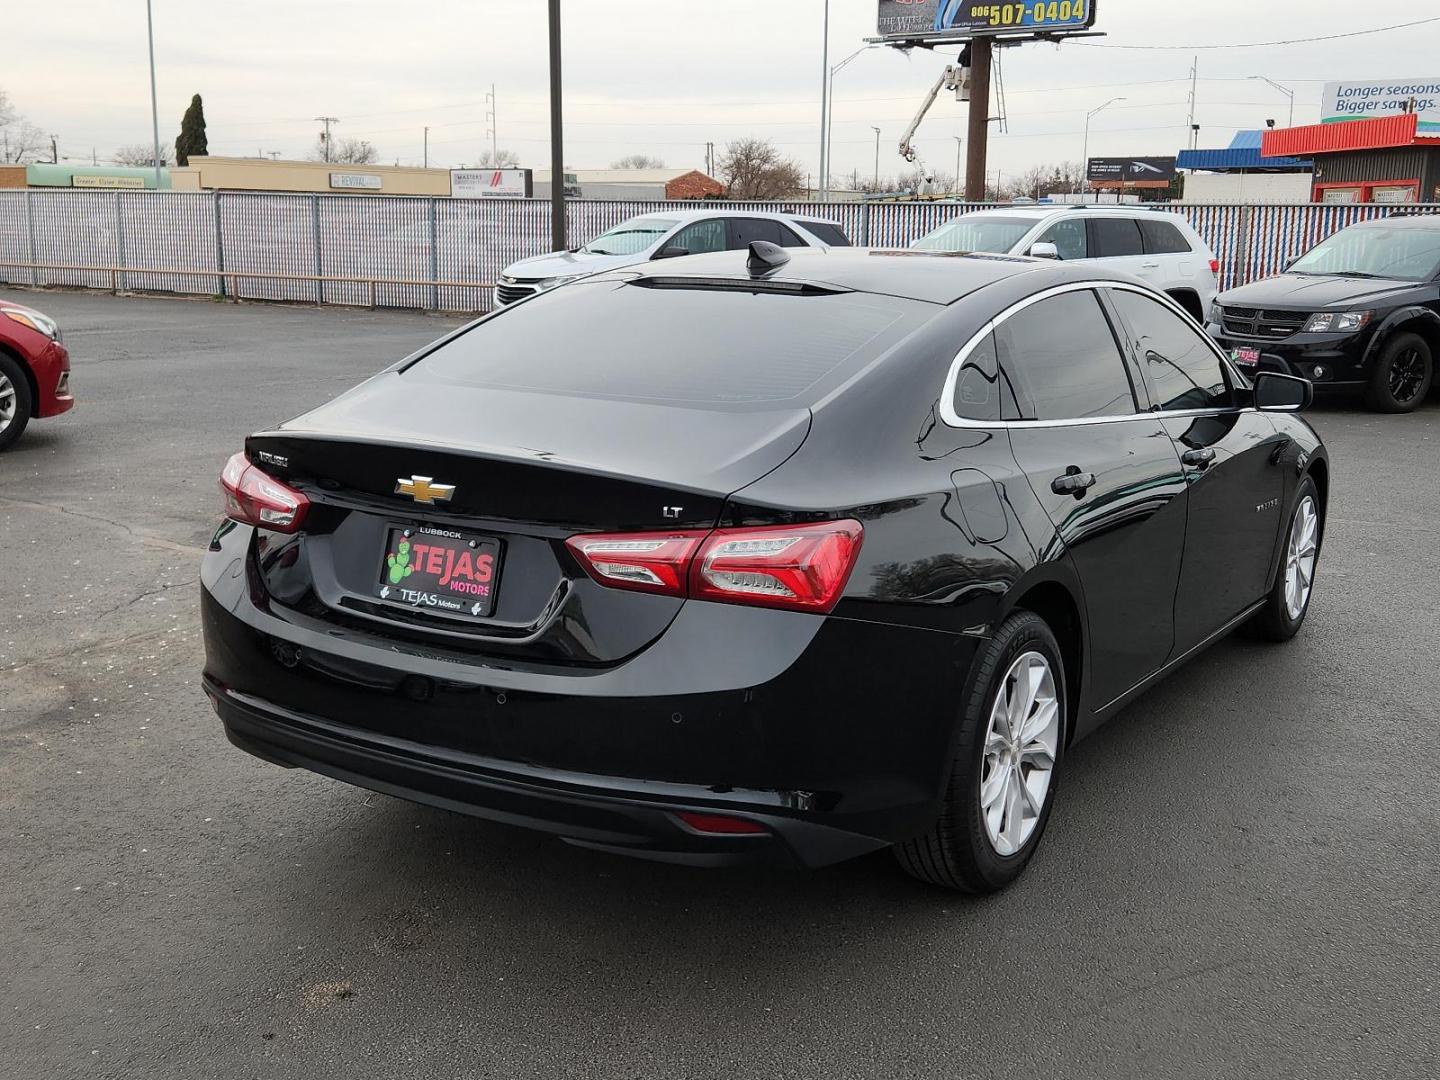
1262 113 1440 204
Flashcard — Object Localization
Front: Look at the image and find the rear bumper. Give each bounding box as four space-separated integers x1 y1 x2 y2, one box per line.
200 526 979 869
206 676 885 867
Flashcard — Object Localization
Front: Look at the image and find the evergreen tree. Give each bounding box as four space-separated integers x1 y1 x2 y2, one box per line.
174 94 208 166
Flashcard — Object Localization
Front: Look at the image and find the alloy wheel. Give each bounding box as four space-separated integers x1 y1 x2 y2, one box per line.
1283 495 1319 621
0 373 15 433
980 651 1060 857
1389 347 1427 404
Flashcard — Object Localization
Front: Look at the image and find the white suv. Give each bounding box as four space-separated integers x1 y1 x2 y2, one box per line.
911 206 1218 322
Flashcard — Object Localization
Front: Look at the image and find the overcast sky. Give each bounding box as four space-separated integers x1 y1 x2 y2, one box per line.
4 1 1437 184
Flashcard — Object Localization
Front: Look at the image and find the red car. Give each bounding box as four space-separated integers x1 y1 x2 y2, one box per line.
0 298 74 450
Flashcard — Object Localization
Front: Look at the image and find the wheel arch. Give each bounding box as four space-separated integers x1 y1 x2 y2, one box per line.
996 569 1086 746
0 341 39 413
1364 306 1440 366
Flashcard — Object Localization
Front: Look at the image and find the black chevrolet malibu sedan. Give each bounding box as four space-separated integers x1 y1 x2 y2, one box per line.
1207 213 1440 413
202 245 1328 892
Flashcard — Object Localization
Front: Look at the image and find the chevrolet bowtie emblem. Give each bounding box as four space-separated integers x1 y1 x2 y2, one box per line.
395 476 455 504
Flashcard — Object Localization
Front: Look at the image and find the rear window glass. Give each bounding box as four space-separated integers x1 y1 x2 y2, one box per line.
407 280 918 409
803 222 852 246
1139 218 1192 255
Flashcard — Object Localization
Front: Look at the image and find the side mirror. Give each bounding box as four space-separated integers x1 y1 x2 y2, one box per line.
1028 241 1060 260
1253 371 1313 412
1282 253 1300 271
653 245 689 260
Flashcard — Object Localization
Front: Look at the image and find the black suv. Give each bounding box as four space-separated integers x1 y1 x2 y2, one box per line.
1207 213 1440 412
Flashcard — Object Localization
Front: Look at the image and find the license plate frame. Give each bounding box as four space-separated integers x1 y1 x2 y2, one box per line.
374 524 502 620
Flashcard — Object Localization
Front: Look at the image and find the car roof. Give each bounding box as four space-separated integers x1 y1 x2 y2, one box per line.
1353 212 1440 229
603 246 1116 305
623 208 840 227
955 205 1173 219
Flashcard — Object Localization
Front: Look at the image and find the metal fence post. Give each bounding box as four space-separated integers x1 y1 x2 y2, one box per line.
311 194 324 304
24 189 38 286
860 201 870 246
428 197 439 311
1233 205 1254 290
213 191 227 298
114 190 128 293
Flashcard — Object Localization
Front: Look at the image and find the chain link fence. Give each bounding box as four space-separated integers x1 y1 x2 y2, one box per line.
1 190 1431 313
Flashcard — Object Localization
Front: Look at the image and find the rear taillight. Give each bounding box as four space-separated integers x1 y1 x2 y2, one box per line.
219 452 309 533
566 520 862 614
563 530 708 595
1209 258 1220 275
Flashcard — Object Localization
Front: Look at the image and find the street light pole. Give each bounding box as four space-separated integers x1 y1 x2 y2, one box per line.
1082 97 1127 193
548 0 565 250
871 126 881 188
825 44 877 200
145 0 162 186
953 136 962 196
818 0 830 202
1249 76 1295 127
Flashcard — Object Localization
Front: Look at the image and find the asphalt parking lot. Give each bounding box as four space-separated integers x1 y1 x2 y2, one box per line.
2 287 1438 1080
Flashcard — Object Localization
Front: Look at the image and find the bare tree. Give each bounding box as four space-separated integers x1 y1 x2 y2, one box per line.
112 144 172 167
717 138 803 200
898 166 957 195
610 154 665 169
473 147 520 168
0 89 49 164
1002 161 1086 200
310 136 379 164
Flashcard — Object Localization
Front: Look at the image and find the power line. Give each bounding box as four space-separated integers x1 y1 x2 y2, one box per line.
1071 15 1440 50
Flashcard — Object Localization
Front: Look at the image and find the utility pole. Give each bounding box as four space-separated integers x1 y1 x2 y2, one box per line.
1186 56 1199 149
547 0 565 251
145 0 162 186
485 84 497 163
872 126 882 188
423 126 429 168
818 0 831 202
315 116 338 162
953 136 962 195
963 37 992 203
50 135 58 163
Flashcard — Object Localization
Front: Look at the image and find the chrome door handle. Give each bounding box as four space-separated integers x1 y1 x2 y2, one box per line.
1181 447 1217 469
1051 470 1097 496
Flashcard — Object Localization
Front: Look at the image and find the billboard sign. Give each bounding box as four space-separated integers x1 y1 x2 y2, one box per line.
877 0 1095 42
1321 80 1440 134
1086 157 1177 184
451 168 532 198
329 172 382 191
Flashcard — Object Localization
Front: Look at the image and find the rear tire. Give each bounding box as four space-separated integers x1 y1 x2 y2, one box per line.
1245 477 1321 642
1364 332 1432 413
895 610 1065 893
0 352 33 452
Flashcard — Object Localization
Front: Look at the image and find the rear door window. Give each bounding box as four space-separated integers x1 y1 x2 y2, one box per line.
1089 217 1145 258
727 218 783 248
994 290 1138 420
1139 219 1193 255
